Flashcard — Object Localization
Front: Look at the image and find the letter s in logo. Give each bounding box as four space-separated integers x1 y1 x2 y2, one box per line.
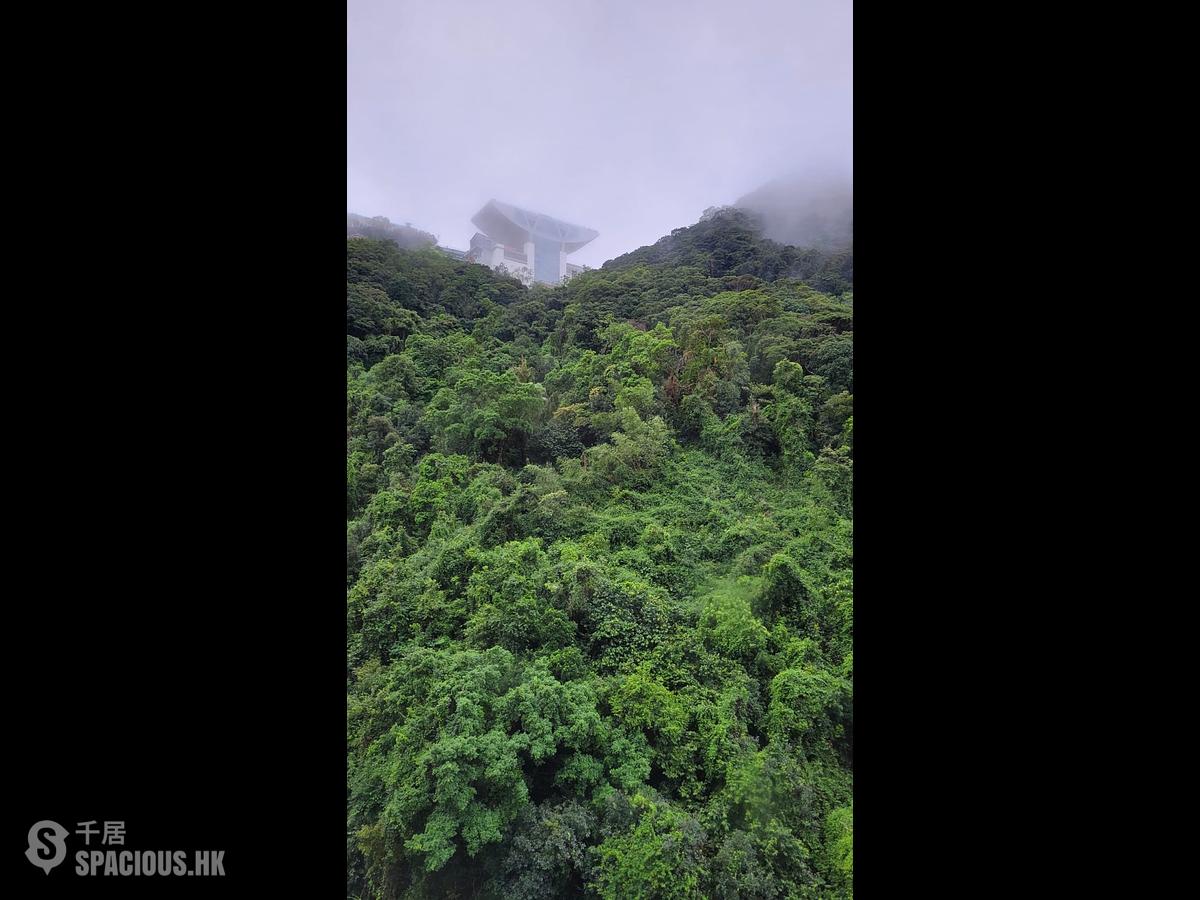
25 820 68 874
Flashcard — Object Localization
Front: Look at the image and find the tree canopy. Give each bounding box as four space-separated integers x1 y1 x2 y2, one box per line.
348 210 853 899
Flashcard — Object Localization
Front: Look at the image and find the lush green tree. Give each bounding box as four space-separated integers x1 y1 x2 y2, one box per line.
422 370 547 464
824 804 854 897
593 794 708 900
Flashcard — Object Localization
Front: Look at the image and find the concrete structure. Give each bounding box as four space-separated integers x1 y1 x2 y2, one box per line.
466 200 597 286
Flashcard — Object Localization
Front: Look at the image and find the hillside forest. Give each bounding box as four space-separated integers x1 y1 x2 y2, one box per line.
347 208 853 899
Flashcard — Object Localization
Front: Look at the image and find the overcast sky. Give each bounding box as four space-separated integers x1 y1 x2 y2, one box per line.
348 0 851 268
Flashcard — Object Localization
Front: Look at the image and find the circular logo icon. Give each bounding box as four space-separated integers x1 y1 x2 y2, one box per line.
26 820 68 874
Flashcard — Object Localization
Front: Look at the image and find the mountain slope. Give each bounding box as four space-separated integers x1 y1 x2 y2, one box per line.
346 210 853 900
347 212 438 249
601 207 852 295
735 172 853 251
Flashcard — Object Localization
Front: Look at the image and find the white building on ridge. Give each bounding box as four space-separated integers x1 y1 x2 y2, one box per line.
465 200 597 286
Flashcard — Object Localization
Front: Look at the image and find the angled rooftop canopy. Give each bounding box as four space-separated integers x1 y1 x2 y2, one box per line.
471 200 598 254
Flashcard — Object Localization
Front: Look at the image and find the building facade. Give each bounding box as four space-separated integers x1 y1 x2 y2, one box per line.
464 200 597 286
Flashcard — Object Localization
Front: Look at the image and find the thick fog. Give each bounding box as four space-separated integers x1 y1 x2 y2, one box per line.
348 0 851 268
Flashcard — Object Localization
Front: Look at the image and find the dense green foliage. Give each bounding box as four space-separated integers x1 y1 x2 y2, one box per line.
348 209 853 899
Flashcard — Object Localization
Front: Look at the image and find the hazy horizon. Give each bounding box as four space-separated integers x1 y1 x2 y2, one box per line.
348 0 852 268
